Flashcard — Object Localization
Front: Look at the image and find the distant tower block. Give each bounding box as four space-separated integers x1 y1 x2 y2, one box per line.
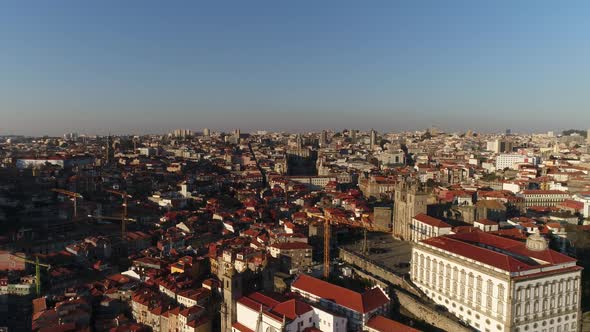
203 128 210 136
370 129 377 150
319 130 328 147
587 129 590 144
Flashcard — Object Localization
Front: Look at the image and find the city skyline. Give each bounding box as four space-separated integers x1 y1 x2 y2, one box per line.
3 1 590 135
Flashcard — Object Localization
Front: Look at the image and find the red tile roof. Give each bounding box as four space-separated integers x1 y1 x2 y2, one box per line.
291 274 389 313
232 322 255 332
366 315 420 332
476 219 498 226
421 232 576 273
413 214 451 228
272 299 313 320
560 199 584 211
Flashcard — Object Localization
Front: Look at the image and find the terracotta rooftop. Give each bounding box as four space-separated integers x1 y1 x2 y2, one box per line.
413 214 451 228
366 315 420 332
291 274 389 313
421 232 577 273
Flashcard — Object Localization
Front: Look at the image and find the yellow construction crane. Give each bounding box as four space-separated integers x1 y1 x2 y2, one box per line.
13 255 50 297
323 218 330 279
105 189 132 240
51 189 83 218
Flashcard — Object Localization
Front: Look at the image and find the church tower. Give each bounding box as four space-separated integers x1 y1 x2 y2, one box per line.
219 253 243 332
393 179 429 240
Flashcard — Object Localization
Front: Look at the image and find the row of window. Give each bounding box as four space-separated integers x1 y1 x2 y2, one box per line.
413 253 506 317
515 278 579 301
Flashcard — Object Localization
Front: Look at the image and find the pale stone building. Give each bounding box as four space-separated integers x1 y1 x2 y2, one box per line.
411 231 582 332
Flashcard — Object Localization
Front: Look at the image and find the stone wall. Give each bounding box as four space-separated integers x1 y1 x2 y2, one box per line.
339 248 471 332
339 248 416 294
394 288 472 332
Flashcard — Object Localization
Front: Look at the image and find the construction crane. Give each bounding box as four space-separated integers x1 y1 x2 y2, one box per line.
323 218 330 279
105 189 132 240
87 214 136 223
322 215 377 279
51 189 83 218
13 255 50 297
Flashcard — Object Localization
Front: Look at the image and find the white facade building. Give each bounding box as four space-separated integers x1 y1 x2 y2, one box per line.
232 292 347 332
572 192 590 218
411 232 582 332
495 154 539 170
291 274 390 331
410 213 452 242
519 190 570 208
474 219 500 232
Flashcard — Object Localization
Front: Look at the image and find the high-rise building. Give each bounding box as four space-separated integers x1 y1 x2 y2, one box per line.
370 129 377 150
411 231 582 332
105 134 113 165
587 129 590 144
486 139 513 153
170 129 193 138
351 129 357 143
319 130 328 147
203 128 210 136
63 132 79 141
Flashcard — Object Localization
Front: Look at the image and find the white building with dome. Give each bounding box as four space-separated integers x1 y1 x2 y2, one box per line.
411 231 582 332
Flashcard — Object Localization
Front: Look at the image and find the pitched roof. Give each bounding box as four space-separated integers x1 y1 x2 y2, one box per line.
475 219 498 226
421 232 576 273
272 299 313 320
366 315 420 332
291 274 389 313
270 242 312 250
413 214 451 228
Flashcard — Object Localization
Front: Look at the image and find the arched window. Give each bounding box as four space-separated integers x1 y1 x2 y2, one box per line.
419 255 425 282
432 260 438 288
467 273 475 303
543 298 548 311
452 267 459 295
425 257 431 284
445 264 452 292
460 270 467 299
438 261 444 290
498 284 505 301
476 276 483 305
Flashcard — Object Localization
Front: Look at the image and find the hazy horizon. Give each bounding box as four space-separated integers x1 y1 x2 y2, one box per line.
2 1 590 135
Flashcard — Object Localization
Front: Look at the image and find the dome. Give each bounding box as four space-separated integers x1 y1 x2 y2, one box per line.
526 228 548 251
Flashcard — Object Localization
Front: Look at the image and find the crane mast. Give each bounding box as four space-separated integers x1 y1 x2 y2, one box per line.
51 189 82 218
105 189 132 240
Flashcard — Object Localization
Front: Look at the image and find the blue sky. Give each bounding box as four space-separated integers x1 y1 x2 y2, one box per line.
1 1 590 135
